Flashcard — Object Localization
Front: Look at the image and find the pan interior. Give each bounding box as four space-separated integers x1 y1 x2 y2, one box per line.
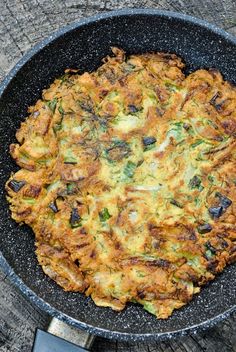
0 11 236 338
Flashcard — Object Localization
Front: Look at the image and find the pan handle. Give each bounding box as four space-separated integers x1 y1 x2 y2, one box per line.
32 317 95 351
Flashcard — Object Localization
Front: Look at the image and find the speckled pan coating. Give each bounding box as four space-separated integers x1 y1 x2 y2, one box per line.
0 9 236 341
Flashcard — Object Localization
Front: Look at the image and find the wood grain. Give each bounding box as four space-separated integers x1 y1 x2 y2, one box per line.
0 270 50 352
0 1 236 351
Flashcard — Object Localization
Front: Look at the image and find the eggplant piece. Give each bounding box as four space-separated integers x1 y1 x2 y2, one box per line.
215 192 232 209
208 206 223 219
8 180 26 192
197 223 212 234
209 92 220 105
128 105 139 113
209 92 226 112
70 208 82 228
211 99 224 112
183 123 191 130
49 201 59 213
142 136 157 146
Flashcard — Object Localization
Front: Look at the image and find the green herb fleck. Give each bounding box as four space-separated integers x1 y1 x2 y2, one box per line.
170 198 183 208
207 119 218 130
208 175 215 183
172 122 183 127
136 271 146 278
53 124 62 133
99 208 111 222
67 182 77 195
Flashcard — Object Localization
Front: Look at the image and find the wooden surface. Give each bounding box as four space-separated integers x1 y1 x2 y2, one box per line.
0 1 236 351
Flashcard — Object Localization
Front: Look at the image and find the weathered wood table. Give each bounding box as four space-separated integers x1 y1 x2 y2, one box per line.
0 1 236 351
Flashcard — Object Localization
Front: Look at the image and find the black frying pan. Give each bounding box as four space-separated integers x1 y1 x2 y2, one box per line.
0 9 236 342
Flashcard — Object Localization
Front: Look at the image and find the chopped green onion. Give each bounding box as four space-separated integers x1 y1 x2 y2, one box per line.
205 249 214 260
47 98 57 113
197 223 212 234
143 301 157 315
123 161 136 178
58 103 64 115
191 139 204 148
49 201 59 213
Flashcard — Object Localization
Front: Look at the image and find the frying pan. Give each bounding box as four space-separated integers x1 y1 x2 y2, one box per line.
0 9 236 342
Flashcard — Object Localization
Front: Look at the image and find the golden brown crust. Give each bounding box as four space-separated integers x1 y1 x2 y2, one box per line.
6 48 236 318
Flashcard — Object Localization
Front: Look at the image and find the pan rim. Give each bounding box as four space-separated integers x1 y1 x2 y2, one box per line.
0 7 236 98
1 251 236 341
0 8 236 341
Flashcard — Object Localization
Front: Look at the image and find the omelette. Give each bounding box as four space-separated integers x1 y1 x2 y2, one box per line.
6 48 236 318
